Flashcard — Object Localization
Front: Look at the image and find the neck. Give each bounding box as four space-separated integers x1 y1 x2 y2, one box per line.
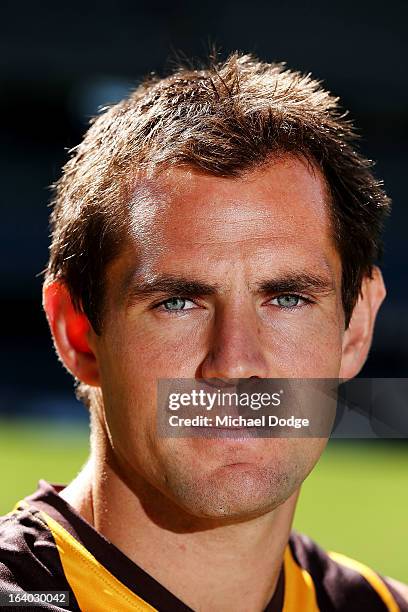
60 441 299 612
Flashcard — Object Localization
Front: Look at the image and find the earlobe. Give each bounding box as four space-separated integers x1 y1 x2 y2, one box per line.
339 267 386 380
43 281 100 386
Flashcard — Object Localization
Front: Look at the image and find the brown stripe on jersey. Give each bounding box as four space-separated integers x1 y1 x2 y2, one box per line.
289 532 399 612
0 506 81 611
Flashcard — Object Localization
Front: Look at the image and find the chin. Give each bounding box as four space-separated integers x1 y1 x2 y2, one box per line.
167 463 301 521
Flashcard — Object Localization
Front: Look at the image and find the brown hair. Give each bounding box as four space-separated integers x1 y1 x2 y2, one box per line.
46 53 390 335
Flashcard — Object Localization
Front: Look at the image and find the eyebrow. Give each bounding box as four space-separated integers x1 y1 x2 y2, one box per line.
125 274 220 304
256 273 335 295
124 271 335 305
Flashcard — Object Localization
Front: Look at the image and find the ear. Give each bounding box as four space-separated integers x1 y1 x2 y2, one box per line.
43 280 100 386
339 267 386 380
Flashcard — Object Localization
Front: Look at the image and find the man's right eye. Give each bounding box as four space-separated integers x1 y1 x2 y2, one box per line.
158 297 196 311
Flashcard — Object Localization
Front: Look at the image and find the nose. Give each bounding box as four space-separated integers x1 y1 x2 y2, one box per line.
198 300 269 382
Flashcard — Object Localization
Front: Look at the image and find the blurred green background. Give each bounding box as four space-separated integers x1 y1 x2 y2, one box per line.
1 419 407 582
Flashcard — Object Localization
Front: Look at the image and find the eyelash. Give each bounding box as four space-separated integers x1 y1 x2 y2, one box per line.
268 294 313 309
152 294 314 312
152 297 197 312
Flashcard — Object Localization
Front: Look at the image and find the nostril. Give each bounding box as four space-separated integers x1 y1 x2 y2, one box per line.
199 377 239 389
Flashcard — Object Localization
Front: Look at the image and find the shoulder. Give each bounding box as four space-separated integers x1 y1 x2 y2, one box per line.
0 504 67 592
386 577 408 606
288 532 408 611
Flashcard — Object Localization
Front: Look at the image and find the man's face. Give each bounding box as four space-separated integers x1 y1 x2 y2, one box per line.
91 155 345 519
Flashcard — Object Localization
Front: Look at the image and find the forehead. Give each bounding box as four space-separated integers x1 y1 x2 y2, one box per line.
124 156 338 278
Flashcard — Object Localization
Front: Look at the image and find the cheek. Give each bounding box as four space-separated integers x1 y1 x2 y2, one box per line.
118 314 210 378
96 324 154 419
95 338 165 484
265 325 343 376
255 307 345 377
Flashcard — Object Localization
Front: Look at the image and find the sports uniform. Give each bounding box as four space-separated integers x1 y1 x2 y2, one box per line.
0 481 406 611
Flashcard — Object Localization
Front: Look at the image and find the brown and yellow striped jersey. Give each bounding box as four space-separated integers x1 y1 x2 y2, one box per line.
0 481 406 611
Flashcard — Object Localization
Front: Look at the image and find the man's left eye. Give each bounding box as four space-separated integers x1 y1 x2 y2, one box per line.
160 297 196 311
269 295 306 308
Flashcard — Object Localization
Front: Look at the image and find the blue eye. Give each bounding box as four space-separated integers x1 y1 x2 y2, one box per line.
161 297 195 311
271 295 305 308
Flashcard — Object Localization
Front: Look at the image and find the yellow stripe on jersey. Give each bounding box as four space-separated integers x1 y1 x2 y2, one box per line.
39 510 157 612
282 544 320 612
328 552 399 612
